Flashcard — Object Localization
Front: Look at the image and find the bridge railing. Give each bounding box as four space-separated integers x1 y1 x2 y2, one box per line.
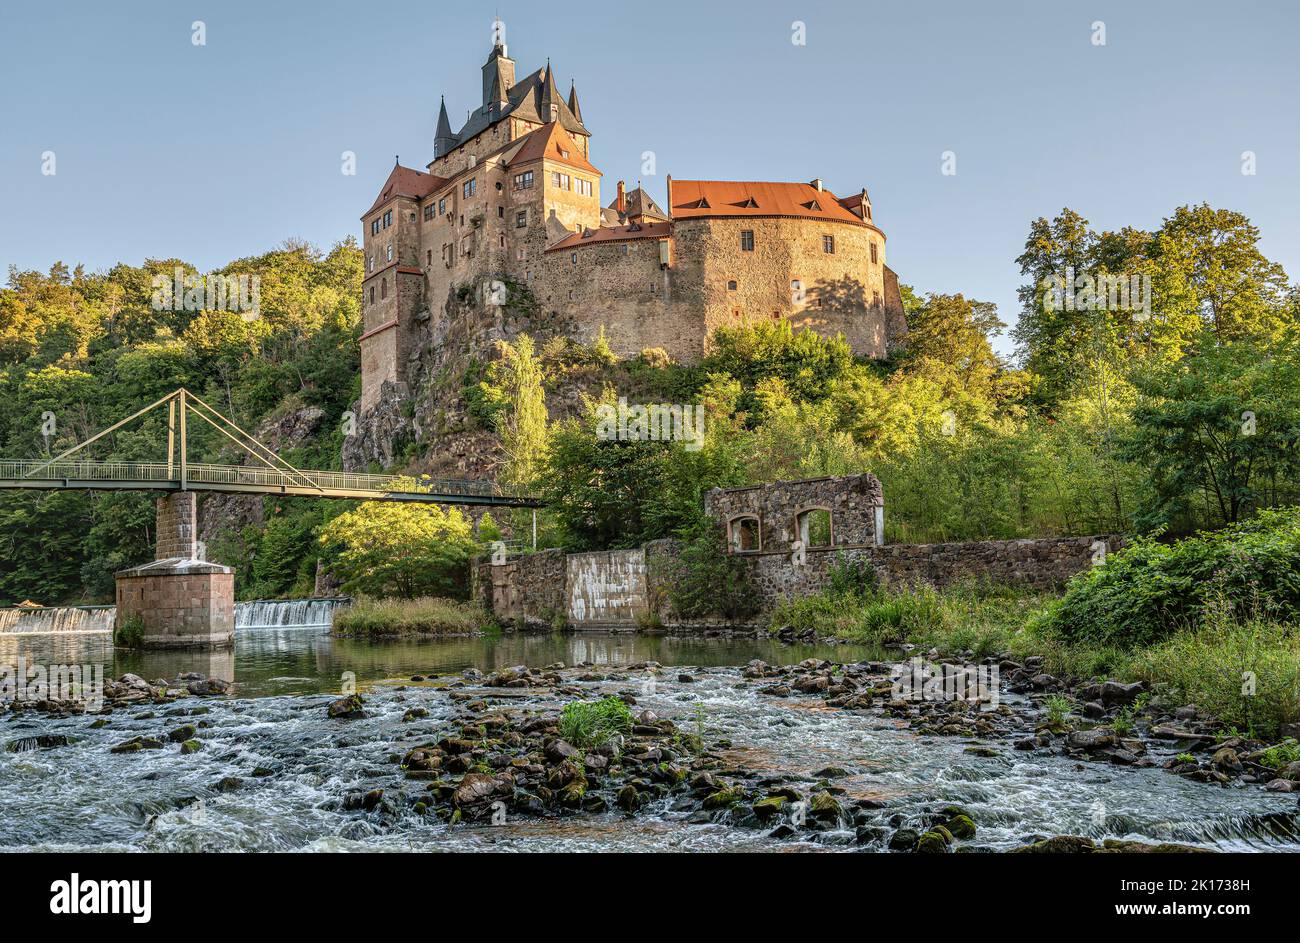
1 459 507 498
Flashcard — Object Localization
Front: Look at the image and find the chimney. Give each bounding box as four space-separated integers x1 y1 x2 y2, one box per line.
666 175 673 219
616 180 626 214
810 178 823 192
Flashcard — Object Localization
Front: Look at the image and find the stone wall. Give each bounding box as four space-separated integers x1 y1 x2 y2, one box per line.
704 474 884 554
472 548 566 629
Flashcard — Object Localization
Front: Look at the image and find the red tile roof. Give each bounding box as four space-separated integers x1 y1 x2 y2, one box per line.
669 180 866 225
505 122 600 176
546 221 671 252
362 164 447 218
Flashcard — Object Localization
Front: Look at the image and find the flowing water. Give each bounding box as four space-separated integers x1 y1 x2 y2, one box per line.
2 627 1297 853
1 598 346 635
0 606 115 634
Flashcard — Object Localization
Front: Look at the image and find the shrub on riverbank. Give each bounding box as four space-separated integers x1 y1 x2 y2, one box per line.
331 597 490 637
1123 616 1300 739
1044 507 1300 648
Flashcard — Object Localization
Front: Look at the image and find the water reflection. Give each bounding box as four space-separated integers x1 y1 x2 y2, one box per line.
0 629 884 698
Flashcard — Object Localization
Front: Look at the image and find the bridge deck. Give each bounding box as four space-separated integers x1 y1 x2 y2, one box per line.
0 460 539 507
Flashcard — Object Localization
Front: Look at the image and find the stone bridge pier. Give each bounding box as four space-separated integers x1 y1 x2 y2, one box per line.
114 493 235 649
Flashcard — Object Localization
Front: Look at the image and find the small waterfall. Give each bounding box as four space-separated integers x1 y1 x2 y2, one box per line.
0 606 116 634
235 598 346 630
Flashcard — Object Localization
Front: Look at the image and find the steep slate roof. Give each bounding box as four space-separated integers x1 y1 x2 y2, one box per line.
608 186 668 221
362 164 447 217
505 122 600 175
546 221 672 252
450 63 589 150
670 181 866 225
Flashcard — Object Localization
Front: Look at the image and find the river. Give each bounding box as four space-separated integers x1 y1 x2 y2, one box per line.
2 625 1297 852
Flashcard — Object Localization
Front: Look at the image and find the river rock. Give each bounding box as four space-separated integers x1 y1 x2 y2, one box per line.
1067 728 1116 752
545 739 580 763
1100 681 1144 706
187 677 229 697
327 694 364 718
453 773 498 807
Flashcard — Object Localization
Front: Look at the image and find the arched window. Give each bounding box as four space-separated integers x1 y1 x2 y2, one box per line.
727 515 761 553
381 278 387 300
794 507 833 548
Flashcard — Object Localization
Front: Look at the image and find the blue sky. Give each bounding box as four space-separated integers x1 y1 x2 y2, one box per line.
2 0 1297 356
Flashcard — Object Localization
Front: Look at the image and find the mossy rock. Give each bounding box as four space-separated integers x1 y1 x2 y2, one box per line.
946 814 976 839
168 724 197 743
559 782 587 808
180 739 202 755
616 784 642 812
703 787 746 809
752 796 789 821
809 790 844 821
915 829 951 853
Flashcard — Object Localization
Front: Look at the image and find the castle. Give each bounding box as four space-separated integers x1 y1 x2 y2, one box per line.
358 36 907 414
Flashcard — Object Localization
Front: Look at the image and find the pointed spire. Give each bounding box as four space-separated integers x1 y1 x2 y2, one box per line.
567 79 583 124
434 95 456 159
538 58 561 121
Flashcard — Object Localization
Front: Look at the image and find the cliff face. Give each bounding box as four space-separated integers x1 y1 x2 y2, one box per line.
342 278 573 480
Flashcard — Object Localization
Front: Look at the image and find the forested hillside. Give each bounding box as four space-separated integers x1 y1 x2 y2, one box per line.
3 201 1298 605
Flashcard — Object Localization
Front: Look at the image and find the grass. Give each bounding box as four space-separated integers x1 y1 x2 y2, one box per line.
331 596 491 638
769 576 1300 740
558 696 634 749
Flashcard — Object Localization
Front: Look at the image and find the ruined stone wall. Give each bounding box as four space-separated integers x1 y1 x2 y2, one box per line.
704 474 884 554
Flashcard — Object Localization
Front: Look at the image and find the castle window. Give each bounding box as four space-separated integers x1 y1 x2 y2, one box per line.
571 252 578 265
873 291 882 307
371 219 379 236
870 242 878 264
439 198 447 215
727 280 737 290
383 210 392 228
427 249 432 266
380 279 387 299
823 235 835 254
367 255 373 273
740 230 754 251
386 243 393 262
516 210 528 228
497 206 504 218
552 172 571 190
423 205 435 221
409 211 417 223
369 286 375 304
727 515 761 553
867 206 872 220
463 179 477 198
517 247 527 261
576 178 593 197
499 235 505 247
620 244 629 255
568 290 574 300
513 171 534 189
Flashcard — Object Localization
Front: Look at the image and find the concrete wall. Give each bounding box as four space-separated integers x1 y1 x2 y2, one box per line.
566 549 648 628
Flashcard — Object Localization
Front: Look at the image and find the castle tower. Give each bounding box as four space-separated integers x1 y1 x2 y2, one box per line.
481 40 515 111
434 97 456 158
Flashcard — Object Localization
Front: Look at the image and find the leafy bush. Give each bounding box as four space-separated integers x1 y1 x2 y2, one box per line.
1047 507 1300 647
661 517 761 621
113 613 145 648
1124 617 1300 739
558 696 633 749
331 597 489 637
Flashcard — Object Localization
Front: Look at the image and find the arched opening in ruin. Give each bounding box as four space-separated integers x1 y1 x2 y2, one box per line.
794 507 833 548
727 515 761 553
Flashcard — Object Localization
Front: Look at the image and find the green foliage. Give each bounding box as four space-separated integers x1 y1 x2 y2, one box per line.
318 479 478 598
1259 740 1300 770
660 515 761 621
1124 617 1300 739
558 696 634 749
1047 507 1300 648
331 596 489 637
113 613 144 649
0 240 362 604
1044 695 1072 728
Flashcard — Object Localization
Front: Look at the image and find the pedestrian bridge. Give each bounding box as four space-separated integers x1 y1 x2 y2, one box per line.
0 388 538 507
